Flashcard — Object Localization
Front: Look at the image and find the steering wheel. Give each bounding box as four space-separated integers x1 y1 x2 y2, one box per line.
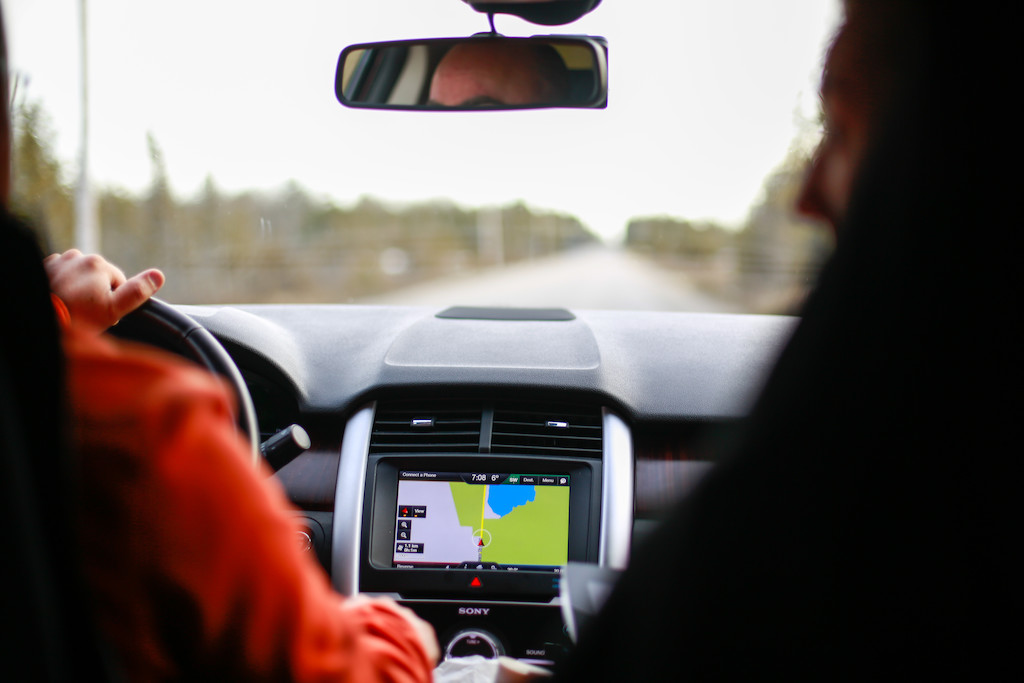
109 297 261 464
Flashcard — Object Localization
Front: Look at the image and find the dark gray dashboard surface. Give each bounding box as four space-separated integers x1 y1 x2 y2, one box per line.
180 304 797 422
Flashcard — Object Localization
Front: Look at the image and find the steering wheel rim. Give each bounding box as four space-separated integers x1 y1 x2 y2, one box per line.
110 297 261 464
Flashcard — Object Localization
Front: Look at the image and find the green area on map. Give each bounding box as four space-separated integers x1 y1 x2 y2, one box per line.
449 482 569 566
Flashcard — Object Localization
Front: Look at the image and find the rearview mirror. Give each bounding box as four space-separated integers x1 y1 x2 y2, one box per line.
336 36 607 111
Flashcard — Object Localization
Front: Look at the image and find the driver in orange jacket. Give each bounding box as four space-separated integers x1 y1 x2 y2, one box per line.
2 4 438 680
52 295 438 681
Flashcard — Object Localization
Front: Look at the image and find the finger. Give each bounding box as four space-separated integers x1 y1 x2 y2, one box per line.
415 618 441 664
43 249 78 271
110 269 165 319
341 594 372 607
108 264 128 289
57 248 83 265
79 253 126 287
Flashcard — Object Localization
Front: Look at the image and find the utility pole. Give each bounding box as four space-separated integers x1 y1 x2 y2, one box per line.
74 0 98 252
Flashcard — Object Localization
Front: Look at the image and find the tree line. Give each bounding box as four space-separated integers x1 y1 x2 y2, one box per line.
12 97 829 312
10 100 597 304
625 146 834 313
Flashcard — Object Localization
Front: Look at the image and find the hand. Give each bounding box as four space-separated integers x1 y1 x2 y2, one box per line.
400 601 442 665
495 656 552 681
44 249 165 333
342 594 441 665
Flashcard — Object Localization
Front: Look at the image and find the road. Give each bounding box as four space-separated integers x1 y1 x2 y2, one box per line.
357 245 742 312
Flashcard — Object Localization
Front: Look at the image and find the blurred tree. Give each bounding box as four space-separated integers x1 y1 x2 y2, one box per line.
625 141 834 314
9 99 74 251
737 147 833 313
145 132 176 261
99 188 145 271
8 100 603 304
626 217 732 262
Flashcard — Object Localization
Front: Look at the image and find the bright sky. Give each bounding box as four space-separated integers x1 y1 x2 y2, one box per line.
5 0 841 241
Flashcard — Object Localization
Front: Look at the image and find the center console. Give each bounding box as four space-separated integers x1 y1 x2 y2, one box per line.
333 402 633 668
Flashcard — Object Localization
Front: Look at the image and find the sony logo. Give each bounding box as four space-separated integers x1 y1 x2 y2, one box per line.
457 607 490 616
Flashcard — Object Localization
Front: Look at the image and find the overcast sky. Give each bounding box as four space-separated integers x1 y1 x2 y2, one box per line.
5 0 841 241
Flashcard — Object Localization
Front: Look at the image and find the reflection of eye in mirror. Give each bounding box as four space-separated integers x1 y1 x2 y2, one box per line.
336 36 607 111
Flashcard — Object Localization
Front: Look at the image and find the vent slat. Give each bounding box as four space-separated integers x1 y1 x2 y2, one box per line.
489 423 598 436
375 419 480 424
491 433 602 444
491 445 601 455
375 431 480 438
372 440 479 447
494 422 601 430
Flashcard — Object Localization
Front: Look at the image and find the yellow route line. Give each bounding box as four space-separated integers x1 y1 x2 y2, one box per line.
479 485 488 539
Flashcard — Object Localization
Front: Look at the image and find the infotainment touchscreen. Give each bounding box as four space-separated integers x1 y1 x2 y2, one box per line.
392 470 570 571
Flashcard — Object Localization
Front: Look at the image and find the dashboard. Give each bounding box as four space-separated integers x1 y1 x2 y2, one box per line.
176 302 795 666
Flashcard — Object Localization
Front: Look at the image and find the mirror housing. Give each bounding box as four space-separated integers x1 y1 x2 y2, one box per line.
462 0 603 26
336 35 607 111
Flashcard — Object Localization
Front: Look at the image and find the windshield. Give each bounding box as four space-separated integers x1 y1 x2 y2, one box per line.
6 0 839 314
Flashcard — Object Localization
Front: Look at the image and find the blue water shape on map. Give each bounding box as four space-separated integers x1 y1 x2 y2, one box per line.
487 485 536 517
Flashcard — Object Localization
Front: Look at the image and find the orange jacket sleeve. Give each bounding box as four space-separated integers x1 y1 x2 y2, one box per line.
51 293 71 328
64 328 433 682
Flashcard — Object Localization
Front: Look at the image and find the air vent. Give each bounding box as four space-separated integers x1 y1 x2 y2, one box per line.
491 402 603 458
370 401 482 453
370 399 605 457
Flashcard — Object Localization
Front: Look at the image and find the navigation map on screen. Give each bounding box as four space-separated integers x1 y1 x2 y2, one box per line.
393 471 570 570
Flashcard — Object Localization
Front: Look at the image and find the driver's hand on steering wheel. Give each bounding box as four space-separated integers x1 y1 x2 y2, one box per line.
44 249 165 334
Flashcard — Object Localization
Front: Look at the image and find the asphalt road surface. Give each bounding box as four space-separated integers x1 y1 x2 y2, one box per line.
358 245 742 312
